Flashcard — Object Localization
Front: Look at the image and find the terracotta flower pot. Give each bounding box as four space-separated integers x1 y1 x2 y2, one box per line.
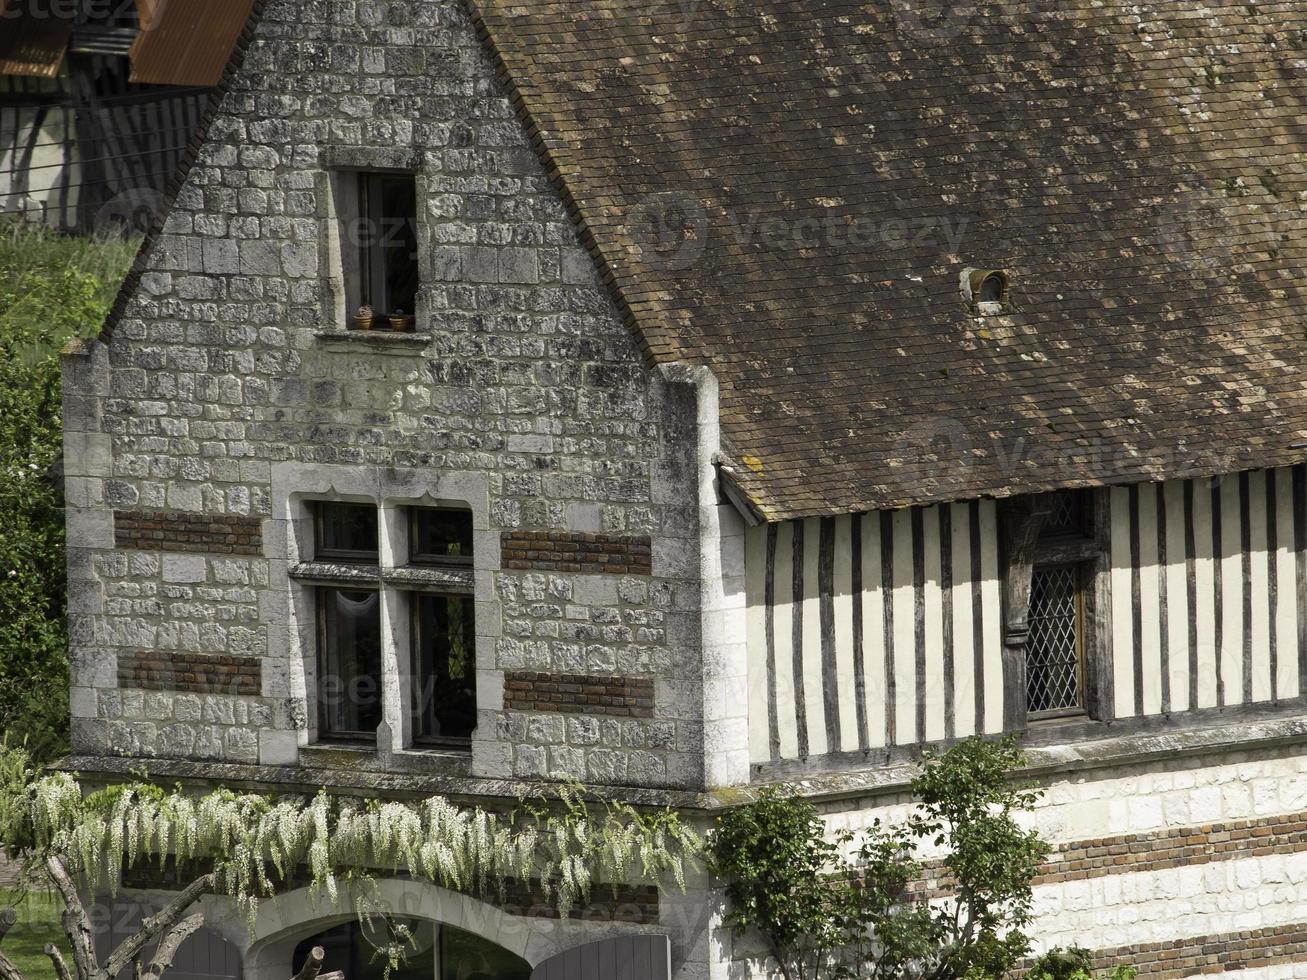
351 305 375 331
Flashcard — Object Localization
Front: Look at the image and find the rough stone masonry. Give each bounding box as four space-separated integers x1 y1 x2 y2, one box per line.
60 0 735 793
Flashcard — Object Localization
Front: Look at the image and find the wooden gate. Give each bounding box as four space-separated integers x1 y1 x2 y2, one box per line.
530 935 670 980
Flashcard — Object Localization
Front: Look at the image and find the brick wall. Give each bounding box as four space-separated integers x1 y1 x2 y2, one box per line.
114 510 262 556
500 530 653 575
117 652 261 695
908 808 1307 901
504 671 655 718
1020 923 1307 977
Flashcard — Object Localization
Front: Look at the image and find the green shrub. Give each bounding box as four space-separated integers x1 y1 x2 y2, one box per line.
709 736 1051 980
1029 946 1137 980
0 219 138 760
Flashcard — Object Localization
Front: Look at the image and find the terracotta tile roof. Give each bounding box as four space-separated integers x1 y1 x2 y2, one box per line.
469 0 1307 519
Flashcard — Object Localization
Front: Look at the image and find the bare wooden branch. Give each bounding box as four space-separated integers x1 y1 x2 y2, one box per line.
0 909 17 943
102 873 215 980
45 944 73 980
317 972 343 980
0 950 25 980
139 913 204 980
293 946 325 980
45 856 98 980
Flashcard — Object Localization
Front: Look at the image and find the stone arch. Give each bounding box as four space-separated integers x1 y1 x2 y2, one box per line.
212 879 576 980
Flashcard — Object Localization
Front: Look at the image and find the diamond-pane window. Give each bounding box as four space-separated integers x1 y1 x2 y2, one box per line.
1026 564 1083 713
1042 490 1089 537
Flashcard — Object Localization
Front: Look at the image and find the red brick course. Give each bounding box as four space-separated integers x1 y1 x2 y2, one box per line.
1018 923 1307 977
500 530 652 575
909 809 1307 901
117 652 261 695
504 671 654 718
114 510 262 555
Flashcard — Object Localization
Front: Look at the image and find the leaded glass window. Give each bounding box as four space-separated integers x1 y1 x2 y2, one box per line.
1026 565 1083 714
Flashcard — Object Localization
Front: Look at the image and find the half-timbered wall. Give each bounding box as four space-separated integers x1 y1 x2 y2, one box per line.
745 500 1006 764
747 465 1307 767
1107 467 1304 719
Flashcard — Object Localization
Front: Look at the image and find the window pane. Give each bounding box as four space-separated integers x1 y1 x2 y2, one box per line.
378 175 418 315
411 509 473 564
1041 489 1091 538
318 588 382 739
360 173 418 317
1026 565 1083 713
412 594 476 742
317 502 378 560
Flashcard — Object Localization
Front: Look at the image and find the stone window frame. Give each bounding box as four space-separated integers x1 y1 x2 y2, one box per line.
268 463 499 761
316 146 433 336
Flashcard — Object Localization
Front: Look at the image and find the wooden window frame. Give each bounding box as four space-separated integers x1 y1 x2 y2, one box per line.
1024 489 1109 725
315 584 383 744
407 507 475 568
409 591 477 749
313 501 379 564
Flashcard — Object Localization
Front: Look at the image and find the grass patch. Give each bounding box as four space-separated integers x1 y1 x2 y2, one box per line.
0 218 139 358
0 889 70 980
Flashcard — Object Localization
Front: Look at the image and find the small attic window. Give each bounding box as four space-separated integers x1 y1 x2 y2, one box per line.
962 267 1011 315
335 170 419 329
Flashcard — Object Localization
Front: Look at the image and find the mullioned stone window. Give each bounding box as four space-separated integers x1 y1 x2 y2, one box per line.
292 499 477 750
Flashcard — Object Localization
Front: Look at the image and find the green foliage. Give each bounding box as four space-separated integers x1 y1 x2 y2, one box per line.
708 736 1052 980
0 218 139 761
1028 946 1138 980
0 743 701 924
706 788 858 978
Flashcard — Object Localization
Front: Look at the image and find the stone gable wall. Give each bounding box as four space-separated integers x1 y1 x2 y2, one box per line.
62 0 716 791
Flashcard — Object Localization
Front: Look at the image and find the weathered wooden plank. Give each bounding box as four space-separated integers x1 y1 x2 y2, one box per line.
1184 479 1199 712
980 500 1005 733
1241 470 1255 704
1129 484 1144 717
1154 480 1170 714
862 512 887 748
833 515 858 752
773 522 798 759
792 518 811 757
912 506 928 744
818 515 840 751
1249 470 1272 703
970 500 986 731
1275 468 1297 700
1109 487 1135 718
881 510 897 746
802 517 825 756
940 503 955 741
851 513 868 750
1296 464 1307 700
893 509 916 744
1212 480 1226 707
1163 479 1189 714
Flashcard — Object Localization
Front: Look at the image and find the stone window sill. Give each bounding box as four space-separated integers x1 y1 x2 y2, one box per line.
314 330 429 353
385 564 474 593
298 742 472 777
290 561 474 593
289 560 380 584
